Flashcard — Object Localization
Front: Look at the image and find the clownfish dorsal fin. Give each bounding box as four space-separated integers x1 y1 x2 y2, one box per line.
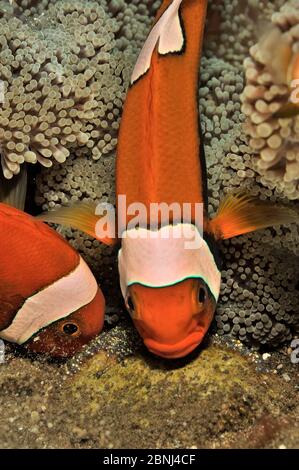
0 165 27 211
209 191 298 240
37 202 117 246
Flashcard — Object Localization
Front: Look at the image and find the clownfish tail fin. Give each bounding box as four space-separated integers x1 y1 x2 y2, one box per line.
209 191 298 240
37 202 117 246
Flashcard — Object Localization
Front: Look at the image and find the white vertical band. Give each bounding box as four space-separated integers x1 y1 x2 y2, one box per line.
118 224 221 301
131 0 184 84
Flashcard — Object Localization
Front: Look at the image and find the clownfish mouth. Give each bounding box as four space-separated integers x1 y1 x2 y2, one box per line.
143 330 205 359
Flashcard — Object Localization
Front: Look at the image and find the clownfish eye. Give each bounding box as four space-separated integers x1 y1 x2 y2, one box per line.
126 295 135 313
198 287 206 304
62 322 79 336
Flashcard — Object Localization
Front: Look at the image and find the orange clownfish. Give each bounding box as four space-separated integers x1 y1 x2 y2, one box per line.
40 0 297 359
0 174 105 357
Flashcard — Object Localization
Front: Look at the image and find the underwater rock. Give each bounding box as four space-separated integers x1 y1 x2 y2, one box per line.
0 342 298 448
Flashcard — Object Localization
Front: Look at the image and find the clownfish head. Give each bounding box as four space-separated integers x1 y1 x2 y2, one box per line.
24 289 105 358
125 278 216 359
118 224 221 359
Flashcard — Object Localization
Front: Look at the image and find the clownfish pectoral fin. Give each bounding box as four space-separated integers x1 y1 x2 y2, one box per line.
209 192 298 240
37 202 117 246
0 164 27 211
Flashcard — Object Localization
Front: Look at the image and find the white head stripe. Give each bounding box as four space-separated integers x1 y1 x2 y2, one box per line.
0 257 98 344
131 0 184 84
118 224 221 301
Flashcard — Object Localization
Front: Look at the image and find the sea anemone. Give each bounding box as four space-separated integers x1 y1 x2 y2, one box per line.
241 0 299 200
0 0 133 178
201 0 299 346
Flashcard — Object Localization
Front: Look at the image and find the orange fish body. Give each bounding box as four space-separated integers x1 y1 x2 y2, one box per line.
116 0 218 358
0 203 105 357
117 0 207 219
40 0 297 359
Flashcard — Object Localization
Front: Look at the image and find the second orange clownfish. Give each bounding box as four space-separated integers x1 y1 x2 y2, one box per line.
0 170 105 357
40 0 297 359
